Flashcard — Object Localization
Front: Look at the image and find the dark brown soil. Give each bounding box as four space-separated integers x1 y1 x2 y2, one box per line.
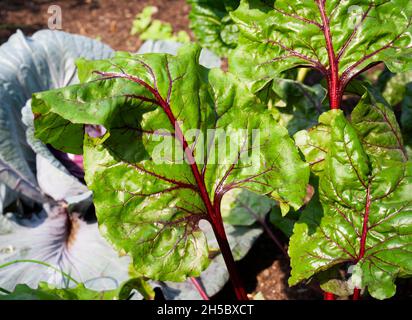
0 0 192 50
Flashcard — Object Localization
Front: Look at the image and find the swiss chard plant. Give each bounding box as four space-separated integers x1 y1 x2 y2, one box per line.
131 6 190 44
16 0 412 301
31 44 309 300
187 0 240 57
224 0 412 300
379 69 412 156
229 0 412 106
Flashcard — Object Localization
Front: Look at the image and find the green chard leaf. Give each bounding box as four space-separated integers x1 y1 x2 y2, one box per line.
290 91 412 299
0 282 120 300
32 44 309 282
187 0 240 57
380 69 412 157
131 6 190 43
229 0 412 94
293 109 333 175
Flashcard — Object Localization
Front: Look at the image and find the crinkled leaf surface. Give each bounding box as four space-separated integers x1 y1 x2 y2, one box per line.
290 92 411 299
32 44 309 281
18 38 217 203
22 100 88 186
351 90 408 163
22 101 72 176
158 222 262 299
229 0 412 90
188 0 240 57
131 6 190 43
0 184 15 215
349 74 412 159
0 203 130 292
270 179 321 238
2 223 261 301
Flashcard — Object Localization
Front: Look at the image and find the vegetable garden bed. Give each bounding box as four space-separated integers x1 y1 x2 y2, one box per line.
0 0 411 301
